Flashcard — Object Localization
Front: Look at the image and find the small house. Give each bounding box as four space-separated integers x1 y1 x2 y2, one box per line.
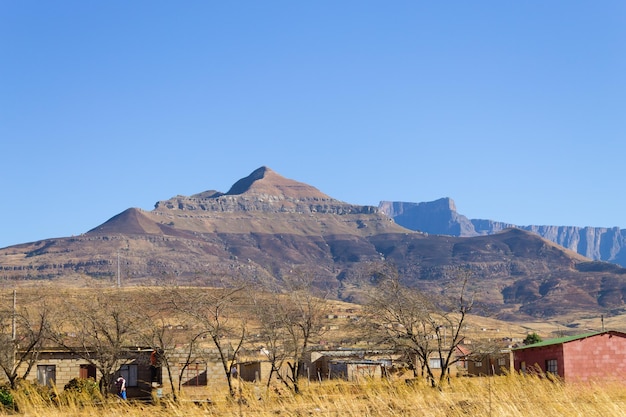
420 345 470 378
237 360 274 383
13 346 229 399
308 348 396 381
16 347 156 399
326 359 384 381
513 330 626 382
466 350 513 376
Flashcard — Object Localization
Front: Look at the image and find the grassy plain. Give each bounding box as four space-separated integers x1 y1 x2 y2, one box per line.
6 373 626 416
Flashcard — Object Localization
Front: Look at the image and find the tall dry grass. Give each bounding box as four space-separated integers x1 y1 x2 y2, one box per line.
5 374 626 416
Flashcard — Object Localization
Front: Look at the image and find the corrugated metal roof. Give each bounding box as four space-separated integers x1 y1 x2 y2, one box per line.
513 332 601 350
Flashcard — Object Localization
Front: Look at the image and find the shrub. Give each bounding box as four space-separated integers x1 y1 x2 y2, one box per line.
60 378 102 405
0 386 14 409
63 378 98 394
523 332 542 345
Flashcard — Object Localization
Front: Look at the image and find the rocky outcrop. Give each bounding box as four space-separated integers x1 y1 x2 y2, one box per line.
154 166 379 216
380 199 626 267
378 198 477 236
154 194 378 215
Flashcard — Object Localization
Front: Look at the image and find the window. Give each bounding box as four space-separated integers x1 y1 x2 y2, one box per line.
546 359 558 374
429 358 441 369
474 361 483 368
181 363 207 386
498 358 507 366
119 364 138 387
37 365 56 387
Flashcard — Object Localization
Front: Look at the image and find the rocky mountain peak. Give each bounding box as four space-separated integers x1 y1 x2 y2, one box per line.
224 166 270 195
152 166 378 216
379 198 475 236
223 166 331 200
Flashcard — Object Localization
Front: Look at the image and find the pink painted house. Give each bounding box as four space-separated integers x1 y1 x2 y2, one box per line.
513 331 626 382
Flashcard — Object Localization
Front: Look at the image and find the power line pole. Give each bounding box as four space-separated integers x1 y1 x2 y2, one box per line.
117 251 121 288
12 289 16 341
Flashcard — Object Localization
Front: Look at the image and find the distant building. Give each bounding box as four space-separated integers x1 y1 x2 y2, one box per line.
12 346 229 399
466 350 513 376
513 331 626 382
15 347 156 399
308 349 397 381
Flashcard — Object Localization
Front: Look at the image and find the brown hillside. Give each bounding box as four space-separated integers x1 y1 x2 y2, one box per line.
1 167 625 323
88 208 163 235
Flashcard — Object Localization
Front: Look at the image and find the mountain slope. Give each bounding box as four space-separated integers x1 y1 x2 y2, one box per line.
1 167 626 321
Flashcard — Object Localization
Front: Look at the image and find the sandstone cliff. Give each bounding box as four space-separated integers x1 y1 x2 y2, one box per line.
380 199 626 267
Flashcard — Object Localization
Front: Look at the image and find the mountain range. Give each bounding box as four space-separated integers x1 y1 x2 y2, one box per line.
379 198 626 267
1 166 625 322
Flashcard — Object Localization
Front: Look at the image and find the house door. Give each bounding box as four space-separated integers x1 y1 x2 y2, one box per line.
79 364 97 380
37 365 56 387
119 364 138 387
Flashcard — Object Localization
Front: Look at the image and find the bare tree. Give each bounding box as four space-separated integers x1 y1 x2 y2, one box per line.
366 265 473 388
253 271 328 394
134 288 180 400
0 290 50 388
250 292 290 389
173 287 247 396
174 329 209 393
135 287 212 398
49 290 141 396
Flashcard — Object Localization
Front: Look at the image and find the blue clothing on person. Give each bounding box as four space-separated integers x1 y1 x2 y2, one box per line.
116 375 127 400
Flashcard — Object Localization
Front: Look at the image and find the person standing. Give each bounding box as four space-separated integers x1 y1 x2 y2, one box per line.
116 375 127 400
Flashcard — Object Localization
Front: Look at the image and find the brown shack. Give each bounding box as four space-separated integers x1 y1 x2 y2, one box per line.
466 350 513 376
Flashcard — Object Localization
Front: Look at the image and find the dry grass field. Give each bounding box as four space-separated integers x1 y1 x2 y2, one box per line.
5 373 626 417
2 285 625 416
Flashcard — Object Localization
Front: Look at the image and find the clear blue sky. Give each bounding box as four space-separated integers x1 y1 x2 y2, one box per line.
1 1 625 248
